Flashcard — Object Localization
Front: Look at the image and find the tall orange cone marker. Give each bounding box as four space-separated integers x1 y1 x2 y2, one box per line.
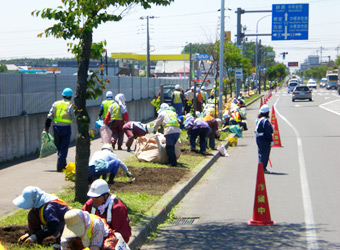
260 96 263 108
272 116 283 147
271 106 276 125
248 162 276 225
269 158 273 168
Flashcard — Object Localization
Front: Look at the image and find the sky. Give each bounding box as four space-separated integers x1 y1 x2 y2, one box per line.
1 0 339 68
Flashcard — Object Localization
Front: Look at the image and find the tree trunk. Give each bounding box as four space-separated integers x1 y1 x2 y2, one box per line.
74 33 92 203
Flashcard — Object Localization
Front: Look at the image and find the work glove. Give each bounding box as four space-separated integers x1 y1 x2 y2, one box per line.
126 171 132 177
24 234 37 244
18 233 30 243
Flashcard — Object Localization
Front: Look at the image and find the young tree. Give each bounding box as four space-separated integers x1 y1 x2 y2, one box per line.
33 0 174 203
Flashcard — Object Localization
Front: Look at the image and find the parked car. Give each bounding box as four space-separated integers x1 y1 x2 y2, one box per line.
320 78 327 88
288 80 299 93
307 79 317 89
292 86 312 102
162 85 176 104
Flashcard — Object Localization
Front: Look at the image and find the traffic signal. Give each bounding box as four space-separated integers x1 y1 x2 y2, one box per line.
282 52 288 60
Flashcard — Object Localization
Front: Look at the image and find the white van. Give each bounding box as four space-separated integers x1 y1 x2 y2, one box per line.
288 80 299 93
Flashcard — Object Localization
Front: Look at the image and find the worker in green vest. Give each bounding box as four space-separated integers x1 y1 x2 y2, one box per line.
45 88 76 172
98 91 114 120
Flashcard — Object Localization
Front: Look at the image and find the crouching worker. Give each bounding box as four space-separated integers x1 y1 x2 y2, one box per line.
60 209 109 250
82 179 132 244
230 108 248 131
185 117 210 155
88 144 132 184
13 186 70 248
122 122 154 152
203 114 221 150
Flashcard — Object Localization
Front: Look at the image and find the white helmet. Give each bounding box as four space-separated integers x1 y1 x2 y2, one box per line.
201 86 205 90
106 91 113 98
87 179 109 197
223 111 230 120
158 103 170 114
260 104 270 114
147 124 154 133
216 118 222 126
101 143 113 152
175 84 180 90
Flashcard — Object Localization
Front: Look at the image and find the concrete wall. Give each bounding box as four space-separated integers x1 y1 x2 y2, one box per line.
0 98 156 162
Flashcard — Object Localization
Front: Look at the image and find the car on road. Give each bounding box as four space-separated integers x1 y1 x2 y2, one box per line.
307 79 317 89
320 78 327 88
292 85 312 102
288 80 299 93
326 81 338 90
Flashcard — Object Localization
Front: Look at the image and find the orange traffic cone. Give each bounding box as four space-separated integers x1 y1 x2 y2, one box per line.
260 96 263 108
248 162 276 225
272 117 283 147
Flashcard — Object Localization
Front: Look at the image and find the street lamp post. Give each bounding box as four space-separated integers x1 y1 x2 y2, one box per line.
255 14 271 94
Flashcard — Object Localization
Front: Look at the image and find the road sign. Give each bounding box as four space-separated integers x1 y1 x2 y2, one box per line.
235 68 243 80
195 54 212 61
288 62 299 67
224 31 231 42
272 4 309 41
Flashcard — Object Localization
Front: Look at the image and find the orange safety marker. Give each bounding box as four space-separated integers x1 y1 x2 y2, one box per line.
269 158 273 168
248 162 276 226
271 106 276 126
260 96 263 108
0 241 8 250
272 117 283 147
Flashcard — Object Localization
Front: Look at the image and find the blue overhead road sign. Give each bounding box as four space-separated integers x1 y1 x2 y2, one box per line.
195 54 212 61
272 4 309 41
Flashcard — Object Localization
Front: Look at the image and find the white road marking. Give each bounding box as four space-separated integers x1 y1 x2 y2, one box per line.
274 99 319 250
319 99 340 116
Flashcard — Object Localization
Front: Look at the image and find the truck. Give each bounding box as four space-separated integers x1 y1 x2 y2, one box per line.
325 69 338 90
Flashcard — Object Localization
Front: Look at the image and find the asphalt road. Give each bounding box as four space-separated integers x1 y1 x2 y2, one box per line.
141 87 340 250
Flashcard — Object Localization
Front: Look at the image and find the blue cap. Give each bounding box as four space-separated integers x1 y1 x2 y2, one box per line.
62 88 73 97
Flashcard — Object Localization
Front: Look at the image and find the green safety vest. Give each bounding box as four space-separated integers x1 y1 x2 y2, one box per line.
164 110 180 128
102 99 114 118
54 100 72 124
173 91 182 104
110 102 123 121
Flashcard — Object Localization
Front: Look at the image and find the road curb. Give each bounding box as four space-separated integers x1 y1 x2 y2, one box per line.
128 134 234 250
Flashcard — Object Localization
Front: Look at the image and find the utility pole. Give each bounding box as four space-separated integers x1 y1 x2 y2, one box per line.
189 43 192 89
235 8 244 99
320 46 323 65
140 16 155 78
218 0 225 120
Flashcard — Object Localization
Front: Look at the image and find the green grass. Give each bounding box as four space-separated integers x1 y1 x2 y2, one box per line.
117 192 161 225
244 94 261 104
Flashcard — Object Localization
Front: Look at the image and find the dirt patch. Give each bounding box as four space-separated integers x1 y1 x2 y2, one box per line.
0 225 56 248
112 166 190 196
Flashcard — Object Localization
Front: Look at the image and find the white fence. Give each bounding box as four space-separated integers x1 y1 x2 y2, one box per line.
0 73 188 118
